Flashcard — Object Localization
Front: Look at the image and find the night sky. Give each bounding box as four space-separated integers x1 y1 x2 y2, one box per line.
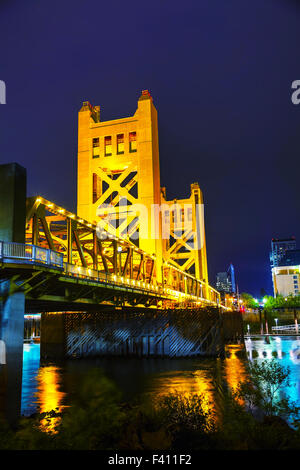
1 0 300 297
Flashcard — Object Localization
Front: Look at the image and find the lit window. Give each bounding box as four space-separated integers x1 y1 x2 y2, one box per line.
92 138 99 158
105 136 112 156
117 134 124 154
129 132 137 152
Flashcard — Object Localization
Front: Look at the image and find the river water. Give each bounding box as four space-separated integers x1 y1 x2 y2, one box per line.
21 336 300 429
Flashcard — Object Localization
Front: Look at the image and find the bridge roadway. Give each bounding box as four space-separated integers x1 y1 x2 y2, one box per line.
0 240 221 313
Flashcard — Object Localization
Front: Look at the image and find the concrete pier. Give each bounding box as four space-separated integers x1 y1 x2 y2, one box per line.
0 163 26 425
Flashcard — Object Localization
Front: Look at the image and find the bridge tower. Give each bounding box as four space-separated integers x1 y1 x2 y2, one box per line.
77 90 209 294
77 90 163 279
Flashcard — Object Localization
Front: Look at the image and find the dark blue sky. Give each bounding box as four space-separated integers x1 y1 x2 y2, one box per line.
1 0 300 296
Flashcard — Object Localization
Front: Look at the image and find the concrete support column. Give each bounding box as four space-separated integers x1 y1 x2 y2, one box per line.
0 163 26 425
0 285 25 424
40 313 65 360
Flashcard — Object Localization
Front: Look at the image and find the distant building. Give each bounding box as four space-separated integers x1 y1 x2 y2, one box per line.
216 264 236 294
216 272 231 293
227 263 236 294
279 249 300 267
272 265 300 297
270 237 296 269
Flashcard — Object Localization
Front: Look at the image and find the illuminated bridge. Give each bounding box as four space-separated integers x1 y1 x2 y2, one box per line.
2 193 219 312
0 91 244 422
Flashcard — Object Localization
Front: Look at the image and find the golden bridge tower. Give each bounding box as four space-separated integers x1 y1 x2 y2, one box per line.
77 90 210 295
160 183 209 298
77 90 163 278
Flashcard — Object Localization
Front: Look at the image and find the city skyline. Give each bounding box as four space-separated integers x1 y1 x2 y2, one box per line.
1 0 300 296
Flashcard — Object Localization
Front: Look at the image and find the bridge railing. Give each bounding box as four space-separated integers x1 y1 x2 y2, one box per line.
0 241 64 269
271 324 297 332
64 262 163 294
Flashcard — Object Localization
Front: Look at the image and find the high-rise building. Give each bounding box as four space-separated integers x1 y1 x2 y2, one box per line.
272 265 300 297
270 237 296 269
279 249 300 267
227 263 236 294
216 272 232 293
216 264 236 294
270 237 299 296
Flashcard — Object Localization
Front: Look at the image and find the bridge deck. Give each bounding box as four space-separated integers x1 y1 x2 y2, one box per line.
0 241 220 311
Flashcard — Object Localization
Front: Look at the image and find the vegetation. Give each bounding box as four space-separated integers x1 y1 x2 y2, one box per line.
1 361 300 450
240 292 259 309
263 294 300 312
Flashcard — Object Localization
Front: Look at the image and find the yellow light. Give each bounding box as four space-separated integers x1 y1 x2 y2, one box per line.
36 366 65 433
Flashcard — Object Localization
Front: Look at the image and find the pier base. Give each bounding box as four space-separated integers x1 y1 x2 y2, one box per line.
0 163 26 425
40 308 236 360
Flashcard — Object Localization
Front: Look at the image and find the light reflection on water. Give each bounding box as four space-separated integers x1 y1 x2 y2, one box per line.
21 343 246 429
245 336 300 407
21 337 300 431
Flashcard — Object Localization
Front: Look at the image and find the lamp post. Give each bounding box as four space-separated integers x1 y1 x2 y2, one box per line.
294 309 298 334
275 318 278 334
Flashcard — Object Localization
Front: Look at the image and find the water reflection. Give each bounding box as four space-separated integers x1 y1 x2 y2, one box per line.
245 336 300 408
22 343 66 432
20 338 300 431
36 366 66 432
224 345 247 393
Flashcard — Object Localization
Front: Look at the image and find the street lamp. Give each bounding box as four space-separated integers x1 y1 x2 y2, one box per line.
275 318 278 334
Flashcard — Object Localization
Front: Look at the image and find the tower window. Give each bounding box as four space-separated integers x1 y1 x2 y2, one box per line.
117 134 124 154
92 138 100 158
105 136 112 156
129 132 137 152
